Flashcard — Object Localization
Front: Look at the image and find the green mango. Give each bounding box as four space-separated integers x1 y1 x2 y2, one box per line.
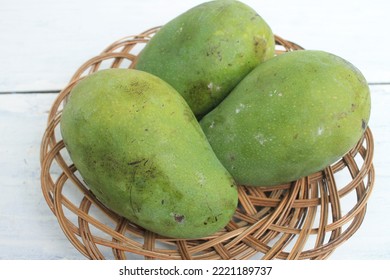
60 68 238 238
135 0 275 118
200 50 371 186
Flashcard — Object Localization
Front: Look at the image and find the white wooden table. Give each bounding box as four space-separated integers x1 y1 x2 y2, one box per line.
1 0 389 260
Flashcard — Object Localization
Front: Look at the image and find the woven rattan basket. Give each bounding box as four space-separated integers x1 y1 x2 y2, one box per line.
40 27 375 260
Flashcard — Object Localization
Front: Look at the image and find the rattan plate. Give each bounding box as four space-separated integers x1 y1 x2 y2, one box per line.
40 27 375 260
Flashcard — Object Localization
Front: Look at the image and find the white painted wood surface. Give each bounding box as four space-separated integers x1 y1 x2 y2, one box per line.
1 0 389 260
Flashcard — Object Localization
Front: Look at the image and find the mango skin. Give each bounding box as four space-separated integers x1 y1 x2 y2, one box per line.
135 0 275 118
60 69 238 238
200 50 371 186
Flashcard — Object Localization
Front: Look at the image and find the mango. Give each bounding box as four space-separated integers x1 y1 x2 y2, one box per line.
60 68 238 238
135 0 275 118
200 50 371 186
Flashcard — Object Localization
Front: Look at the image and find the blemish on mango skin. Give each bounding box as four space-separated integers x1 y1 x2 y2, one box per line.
203 214 222 226
127 159 145 166
172 213 185 223
362 119 367 130
117 79 150 95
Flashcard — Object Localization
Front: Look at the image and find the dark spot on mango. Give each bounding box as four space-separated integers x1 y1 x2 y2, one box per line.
362 119 367 130
117 79 150 95
250 13 260 21
253 36 266 56
128 159 145 166
173 213 185 223
204 214 222 225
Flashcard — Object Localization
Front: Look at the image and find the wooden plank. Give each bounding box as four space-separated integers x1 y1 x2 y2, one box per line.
0 93 81 259
1 0 390 92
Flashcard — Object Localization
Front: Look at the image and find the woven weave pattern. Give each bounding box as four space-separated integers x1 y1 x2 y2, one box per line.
40 28 375 260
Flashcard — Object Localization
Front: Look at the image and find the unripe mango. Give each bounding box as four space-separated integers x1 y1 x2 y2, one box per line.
200 50 371 186
135 0 275 118
60 69 238 238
